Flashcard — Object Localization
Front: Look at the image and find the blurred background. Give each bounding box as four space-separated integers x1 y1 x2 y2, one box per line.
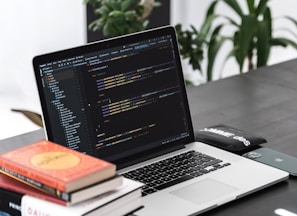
1 0 297 140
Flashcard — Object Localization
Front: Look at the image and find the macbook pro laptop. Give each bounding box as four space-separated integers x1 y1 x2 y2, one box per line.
33 26 288 215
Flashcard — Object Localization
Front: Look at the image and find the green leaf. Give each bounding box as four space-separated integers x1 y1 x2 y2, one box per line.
175 24 182 32
255 0 269 16
237 15 257 72
270 38 288 47
107 0 121 10
207 36 227 81
247 0 255 14
264 7 272 37
271 37 297 49
121 0 140 11
210 24 224 40
205 24 226 81
220 15 239 27
206 0 219 17
125 10 137 18
103 20 112 36
256 20 270 67
103 0 116 11
98 5 111 15
256 7 272 67
280 16 297 40
271 15 297 40
109 10 123 17
175 24 206 75
198 14 217 40
223 0 243 17
283 15 297 28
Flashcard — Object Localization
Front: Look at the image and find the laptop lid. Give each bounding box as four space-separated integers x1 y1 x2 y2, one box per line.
33 26 195 167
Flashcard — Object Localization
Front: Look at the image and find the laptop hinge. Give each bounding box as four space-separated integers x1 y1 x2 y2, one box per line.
115 144 185 170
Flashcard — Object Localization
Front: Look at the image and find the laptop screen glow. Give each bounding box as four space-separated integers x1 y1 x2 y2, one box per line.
34 27 194 163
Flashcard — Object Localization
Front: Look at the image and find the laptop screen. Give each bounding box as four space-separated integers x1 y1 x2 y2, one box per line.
33 26 194 163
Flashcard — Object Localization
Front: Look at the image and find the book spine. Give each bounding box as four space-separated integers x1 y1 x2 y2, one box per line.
21 196 78 216
0 159 65 191
0 188 22 216
0 168 71 202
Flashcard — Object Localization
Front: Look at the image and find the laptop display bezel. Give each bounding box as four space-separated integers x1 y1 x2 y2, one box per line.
33 26 196 164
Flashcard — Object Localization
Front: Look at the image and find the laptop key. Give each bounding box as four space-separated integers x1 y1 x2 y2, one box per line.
204 159 223 166
123 150 230 195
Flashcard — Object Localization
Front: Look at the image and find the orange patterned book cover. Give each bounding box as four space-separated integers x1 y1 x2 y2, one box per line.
0 140 116 193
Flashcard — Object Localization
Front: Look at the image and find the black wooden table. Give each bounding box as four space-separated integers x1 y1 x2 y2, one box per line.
187 59 297 215
2 59 297 215
188 59 297 156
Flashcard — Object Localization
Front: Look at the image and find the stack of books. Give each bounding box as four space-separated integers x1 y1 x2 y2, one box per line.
0 140 143 216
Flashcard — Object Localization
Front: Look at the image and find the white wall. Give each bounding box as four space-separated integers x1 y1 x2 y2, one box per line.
171 0 297 84
0 0 86 139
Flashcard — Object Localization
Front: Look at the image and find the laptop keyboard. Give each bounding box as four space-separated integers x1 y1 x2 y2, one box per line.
122 150 231 196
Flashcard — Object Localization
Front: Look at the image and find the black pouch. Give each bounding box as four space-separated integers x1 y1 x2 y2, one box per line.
195 124 266 154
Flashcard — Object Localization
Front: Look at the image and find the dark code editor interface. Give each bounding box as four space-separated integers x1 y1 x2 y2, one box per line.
38 34 190 161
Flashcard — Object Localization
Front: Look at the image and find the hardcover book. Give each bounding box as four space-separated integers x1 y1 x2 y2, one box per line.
0 178 143 216
0 174 123 206
0 140 116 194
0 188 22 216
20 178 143 216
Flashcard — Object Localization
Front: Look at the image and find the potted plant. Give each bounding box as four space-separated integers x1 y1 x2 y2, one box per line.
84 0 161 38
176 0 297 82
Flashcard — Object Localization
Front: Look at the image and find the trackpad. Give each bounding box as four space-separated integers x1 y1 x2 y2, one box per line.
171 178 238 205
